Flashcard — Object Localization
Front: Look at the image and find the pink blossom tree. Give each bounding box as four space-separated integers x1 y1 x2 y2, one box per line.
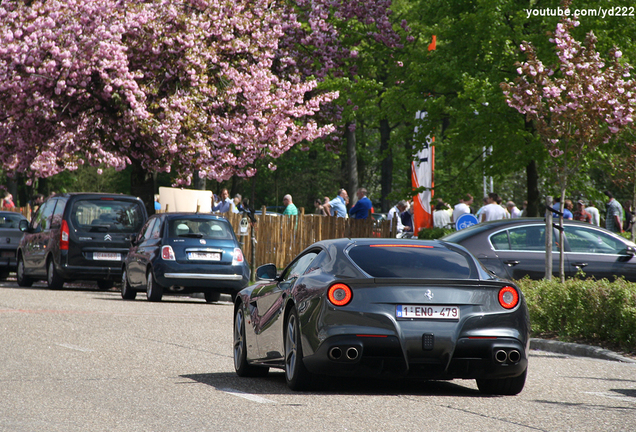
0 0 338 189
502 7 636 281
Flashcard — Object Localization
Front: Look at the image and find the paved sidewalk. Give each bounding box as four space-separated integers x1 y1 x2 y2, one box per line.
530 338 636 363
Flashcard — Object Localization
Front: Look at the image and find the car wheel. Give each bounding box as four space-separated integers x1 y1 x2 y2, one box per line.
284 306 313 391
47 259 64 290
16 255 33 287
97 280 114 290
233 305 269 377
121 268 136 300
146 270 163 302
204 291 221 303
476 368 527 395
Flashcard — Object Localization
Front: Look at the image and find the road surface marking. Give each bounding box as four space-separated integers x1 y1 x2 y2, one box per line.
219 388 276 404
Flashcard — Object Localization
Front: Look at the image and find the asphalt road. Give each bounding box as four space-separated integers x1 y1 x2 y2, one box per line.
1 279 635 432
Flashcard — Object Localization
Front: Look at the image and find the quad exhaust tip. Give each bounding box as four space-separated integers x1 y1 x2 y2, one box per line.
508 349 521 363
346 347 359 360
328 346 359 361
495 349 521 364
329 347 342 360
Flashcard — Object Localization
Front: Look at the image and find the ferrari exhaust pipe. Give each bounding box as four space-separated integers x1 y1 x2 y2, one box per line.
329 347 342 360
346 347 359 360
495 350 508 363
508 350 521 363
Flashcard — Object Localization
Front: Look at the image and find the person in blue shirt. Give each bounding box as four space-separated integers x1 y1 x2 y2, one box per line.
324 189 349 217
213 188 233 213
349 188 373 219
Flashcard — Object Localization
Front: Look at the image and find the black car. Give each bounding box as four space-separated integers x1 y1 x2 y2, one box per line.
0 211 27 279
17 193 147 289
233 238 529 395
442 218 636 281
121 213 250 302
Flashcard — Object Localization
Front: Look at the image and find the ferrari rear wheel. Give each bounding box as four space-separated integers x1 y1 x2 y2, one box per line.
233 306 269 377
146 270 163 302
476 368 527 395
284 306 313 391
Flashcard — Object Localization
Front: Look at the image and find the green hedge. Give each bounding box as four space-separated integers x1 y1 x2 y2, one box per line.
417 227 454 240
516 278 636 352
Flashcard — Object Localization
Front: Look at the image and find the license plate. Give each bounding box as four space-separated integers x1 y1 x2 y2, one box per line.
93 252 121 261
396 305 460 319
188 252 221 261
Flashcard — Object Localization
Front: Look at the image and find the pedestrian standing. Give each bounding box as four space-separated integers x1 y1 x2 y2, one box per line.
213 188 232 213
282 194 298 216
506 201 522 218
480 193 508 222
586 201 601 226
323 189 348 218
573 200 591 223
604 191 624 233
453 194 473 223
349 188 373 219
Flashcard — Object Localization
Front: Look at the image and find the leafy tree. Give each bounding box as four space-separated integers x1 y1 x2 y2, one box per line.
0 0 338 212
502 8 636 281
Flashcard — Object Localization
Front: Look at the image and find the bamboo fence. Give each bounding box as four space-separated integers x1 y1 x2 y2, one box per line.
224 207 397 269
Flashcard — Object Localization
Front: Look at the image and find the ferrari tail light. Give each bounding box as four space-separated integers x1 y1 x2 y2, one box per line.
60 220 70 250
328 283 352 306
232 248 244 266
498 286 519 309
161 245 175 260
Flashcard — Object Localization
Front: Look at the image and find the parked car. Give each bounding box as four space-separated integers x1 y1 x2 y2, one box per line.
442 218 636 281
233 238 529 395
0 211 27 280
121 213 250 302
17 193 147 289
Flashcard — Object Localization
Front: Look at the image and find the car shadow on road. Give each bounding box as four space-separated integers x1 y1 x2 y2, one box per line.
181 371 484 397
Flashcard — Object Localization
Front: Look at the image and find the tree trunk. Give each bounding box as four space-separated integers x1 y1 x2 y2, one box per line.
130 159 155 216
559 188 566 283
526 160 540 217
379 118 392 212
193 170 206 190
345 122 358 205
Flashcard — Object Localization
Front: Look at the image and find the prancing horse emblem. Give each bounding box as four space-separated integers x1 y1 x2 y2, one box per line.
425 289 434 300
104 234 112 241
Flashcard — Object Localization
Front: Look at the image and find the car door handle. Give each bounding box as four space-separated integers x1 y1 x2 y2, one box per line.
503 260 520 266
571 262 588 268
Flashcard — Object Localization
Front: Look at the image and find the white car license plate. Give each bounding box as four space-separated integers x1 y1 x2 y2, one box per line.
188 252 221 261
93 252 121 261
396 305 460 319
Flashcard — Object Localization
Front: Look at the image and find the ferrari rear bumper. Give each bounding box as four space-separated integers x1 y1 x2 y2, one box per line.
302 334 527 380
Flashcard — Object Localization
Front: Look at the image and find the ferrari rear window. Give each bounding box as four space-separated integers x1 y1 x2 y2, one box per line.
348 245 472 279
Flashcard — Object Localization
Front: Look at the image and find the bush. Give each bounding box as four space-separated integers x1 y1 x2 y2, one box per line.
516 277 636 352
418 227 454 240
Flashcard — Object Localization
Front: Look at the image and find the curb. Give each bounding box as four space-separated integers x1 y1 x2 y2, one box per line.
530 338 636 363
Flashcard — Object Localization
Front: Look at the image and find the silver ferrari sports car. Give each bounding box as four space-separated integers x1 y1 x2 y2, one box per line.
233 238 529 395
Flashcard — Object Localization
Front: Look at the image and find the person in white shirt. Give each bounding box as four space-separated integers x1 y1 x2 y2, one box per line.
434 201 453 228
506 201 522 218
586 201 600 226
453 194 473 223
387 200 407 234
481 193 508 222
